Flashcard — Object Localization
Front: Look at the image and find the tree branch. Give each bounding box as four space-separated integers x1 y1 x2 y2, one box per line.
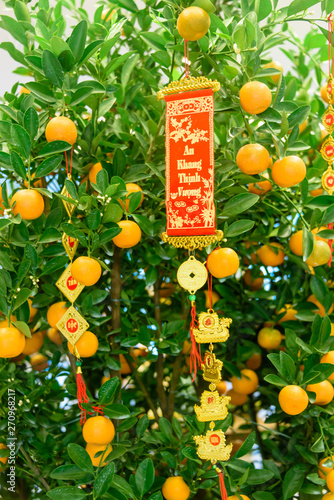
154 279 167 414
19 446 50 492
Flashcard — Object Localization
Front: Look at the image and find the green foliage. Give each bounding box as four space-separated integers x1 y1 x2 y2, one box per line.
0 0 334 499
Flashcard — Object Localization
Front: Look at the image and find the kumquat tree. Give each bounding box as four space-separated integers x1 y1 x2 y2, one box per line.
2 0 334 499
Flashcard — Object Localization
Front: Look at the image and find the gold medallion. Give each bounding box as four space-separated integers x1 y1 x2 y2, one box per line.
56 265 85 303
56 305 89 345
323 105 334 133
322 165 334 194
194 429 232 462
320 136 334 162
62 232 79 261
61 185 76 218
202 351 223 384
193 310 232 343
177 256 208 294
194 390 230 422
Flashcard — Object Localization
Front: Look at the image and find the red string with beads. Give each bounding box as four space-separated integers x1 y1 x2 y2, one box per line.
217 468 228 500
77 370 90 425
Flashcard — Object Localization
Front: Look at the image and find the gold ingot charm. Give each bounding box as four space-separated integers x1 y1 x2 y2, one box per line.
320 136 334 162
56 305 89 346
322 165 334 195
194 390 230 422
194 430 232 462
193 310 232 344
202 351 223 385
61 184 76 218
62 232 79 261
177 256 207 294
56 265 85 303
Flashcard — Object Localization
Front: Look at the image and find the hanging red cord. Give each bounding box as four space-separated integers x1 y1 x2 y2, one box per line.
189 303 202 381
77 368 90 425
216 467 228 500
184 39 190 78
64 145 74 178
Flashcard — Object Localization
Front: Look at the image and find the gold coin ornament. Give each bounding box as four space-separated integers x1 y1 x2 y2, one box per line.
56 265 85 303
56 305 89 346
177 256 208 294
194 430 233 462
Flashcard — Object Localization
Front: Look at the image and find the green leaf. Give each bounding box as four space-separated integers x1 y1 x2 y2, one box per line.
112 148 127 176
99 227 122 246
295 445 318 465
264 374 288 386
288 105 310 129
0 15 28 45
24 107 39 141
0 41 26 65
137 415 149 439
67 20 87 63
67 444 94 473
41 256 68 276
98 377 120 404
94 463 115 497
37 141 72 158
255 0 272 20
303 227 314 261
128 191 143 214
233 432 256 459
247 469 274 485
42 50 64 87
225 219 254 237
86 209 101 231
50 36 72 57
222 193 259 217
0 251 14 271
253 493 275 500
39 228 62 243
310 276 327 305
140 32 165 51
11 151 26 180
96 168 109 195
131 214 153 237
282 464 308 499
13 288 31 311
47 486 87 500
35 155 63 177
135 458 155 497
50 465 89 480
288 0 319 16
13 321 31 338
103 404 130 419
24 82 56 103
14 1 31 22
159 417 173 441
11 124 31 160
78 40 104 65
111 475 135 499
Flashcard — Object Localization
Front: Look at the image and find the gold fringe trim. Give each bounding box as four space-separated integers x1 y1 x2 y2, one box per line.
161 230 224 250
157 76 221 100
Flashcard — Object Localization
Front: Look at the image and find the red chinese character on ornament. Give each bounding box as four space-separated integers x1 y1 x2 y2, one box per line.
328 83 332 94
68 237 75 248
209 434 221 446
327 176 334 187
67 319 78 333
207 396 214 404
67 276 78 291
326 114 334 125
205 318 213 326
325 145 334 157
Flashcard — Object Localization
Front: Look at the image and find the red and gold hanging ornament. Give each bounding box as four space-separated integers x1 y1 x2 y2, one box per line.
158 9 233 497
46 118 102 424
320 15 334 265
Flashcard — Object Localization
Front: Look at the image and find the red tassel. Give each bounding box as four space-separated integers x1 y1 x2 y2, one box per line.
77 371 89 425
218 469 228 500
189 303 202 381
328 223 333 267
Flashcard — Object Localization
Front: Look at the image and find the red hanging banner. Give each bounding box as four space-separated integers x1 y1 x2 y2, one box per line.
164 89 215 237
